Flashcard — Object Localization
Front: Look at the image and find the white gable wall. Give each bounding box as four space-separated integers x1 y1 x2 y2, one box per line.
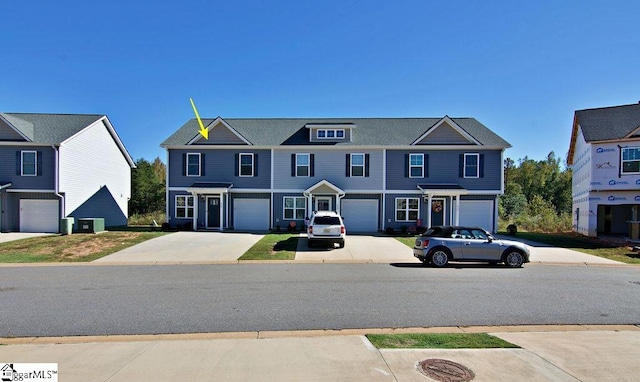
572 127 594 236
58 119 131 219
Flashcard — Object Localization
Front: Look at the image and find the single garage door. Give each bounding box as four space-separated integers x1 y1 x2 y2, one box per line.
459 200 493 231
233 199 270 231
20 199 59 233
341 199 378 233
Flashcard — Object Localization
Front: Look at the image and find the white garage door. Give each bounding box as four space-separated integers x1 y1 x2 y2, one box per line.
459 200 493 231
234 199 270 231
20 199 59 233
341 199 378 233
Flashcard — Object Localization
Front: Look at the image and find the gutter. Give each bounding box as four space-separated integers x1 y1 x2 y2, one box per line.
52 145 65 219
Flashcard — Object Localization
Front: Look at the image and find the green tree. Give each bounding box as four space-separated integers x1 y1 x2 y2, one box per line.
130 158 165 215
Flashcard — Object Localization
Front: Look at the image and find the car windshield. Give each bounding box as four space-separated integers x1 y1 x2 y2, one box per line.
313 216 341 225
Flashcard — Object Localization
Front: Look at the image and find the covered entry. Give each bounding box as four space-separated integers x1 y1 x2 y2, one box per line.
186 182 233 231
418 184 468 228
303 179 345 216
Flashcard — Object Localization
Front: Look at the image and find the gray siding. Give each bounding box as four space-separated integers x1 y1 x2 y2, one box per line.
194 122 248 145
0 119 26 140
415 123 472 145
2 192 58 232
168 149 271 188
0 146 55 189
273 149 383 190
384 193 424 231
385 149 502 190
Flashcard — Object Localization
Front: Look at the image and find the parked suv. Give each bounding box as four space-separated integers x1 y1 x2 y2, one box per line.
307 211 346 248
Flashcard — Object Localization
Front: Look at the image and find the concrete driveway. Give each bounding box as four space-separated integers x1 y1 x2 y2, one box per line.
94 231 264 264
0 232 55 243
295 234 420 263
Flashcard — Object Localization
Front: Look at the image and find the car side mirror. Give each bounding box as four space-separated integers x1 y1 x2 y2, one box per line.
487 236 494 242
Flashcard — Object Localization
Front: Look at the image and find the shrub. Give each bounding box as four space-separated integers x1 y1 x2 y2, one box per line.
507 224 517 235
385 227 395 235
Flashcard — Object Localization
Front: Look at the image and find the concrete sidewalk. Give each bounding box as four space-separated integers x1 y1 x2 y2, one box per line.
1 326 638 381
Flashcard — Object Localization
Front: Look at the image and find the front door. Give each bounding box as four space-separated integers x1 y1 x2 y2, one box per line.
316 196 332 212
431 199 445 226
207 197 221 229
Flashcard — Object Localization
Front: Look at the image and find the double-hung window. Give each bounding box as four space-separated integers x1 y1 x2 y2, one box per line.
622 147 640 174
464 153 479 178
21 150 37 176
296 153 310 177
395 198 419 222
283 196 306 220
186 153 201 177
239 153 254 177
409 153 424 178
175 195 194 218
350 153 365 177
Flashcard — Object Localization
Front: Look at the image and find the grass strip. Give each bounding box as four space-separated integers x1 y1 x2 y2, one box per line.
395 236 418 248
0 231 166 263
366 333 519 349
239 233 299 260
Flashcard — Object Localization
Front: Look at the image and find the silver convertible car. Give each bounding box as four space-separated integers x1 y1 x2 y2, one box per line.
413 226 530 268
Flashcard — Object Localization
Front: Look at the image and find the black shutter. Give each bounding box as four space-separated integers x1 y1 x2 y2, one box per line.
346 154 351 177
200 153 205 177
365 154 370 177
182 153 186 176
254 154 258 177
479 154 484 178
404 154 409 178
16 151 21 175
310 154 314 177
458 154 464 178
291 154 296 177
235 154 239 176
424 154 429 178
37 151 43 176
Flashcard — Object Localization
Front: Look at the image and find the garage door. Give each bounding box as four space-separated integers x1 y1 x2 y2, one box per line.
341 199 378 233
233 199 270 231
459 200 493 231
20 199 59 233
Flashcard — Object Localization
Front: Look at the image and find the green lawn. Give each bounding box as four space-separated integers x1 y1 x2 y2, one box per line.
506 231 640 264
395 236 418 248
366 333 519 349
238 233 299 260
0 231 166 263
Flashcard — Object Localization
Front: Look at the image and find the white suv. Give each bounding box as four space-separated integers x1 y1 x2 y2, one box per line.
307 211 346 248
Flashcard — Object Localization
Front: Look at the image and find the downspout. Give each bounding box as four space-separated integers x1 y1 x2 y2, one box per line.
53 145 65 226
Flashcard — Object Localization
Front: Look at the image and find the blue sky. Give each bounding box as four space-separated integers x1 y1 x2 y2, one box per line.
2 1 639 165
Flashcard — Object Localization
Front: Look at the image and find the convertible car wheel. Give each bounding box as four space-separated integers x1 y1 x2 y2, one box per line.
431 250 449 267
505 251 524 268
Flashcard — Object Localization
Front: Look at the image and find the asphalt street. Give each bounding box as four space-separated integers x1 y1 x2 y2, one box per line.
1 263 639 337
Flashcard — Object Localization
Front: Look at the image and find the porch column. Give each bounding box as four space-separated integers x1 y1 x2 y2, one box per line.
307 194 313 217
192 192 198 231
219 192 224 232
455 195 460 225
335 193 341 214
426 194 433 228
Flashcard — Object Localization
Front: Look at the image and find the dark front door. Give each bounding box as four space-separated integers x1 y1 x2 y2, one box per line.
208 197 220 228
431 199 444 226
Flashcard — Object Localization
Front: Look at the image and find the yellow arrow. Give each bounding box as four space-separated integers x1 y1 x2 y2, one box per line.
190 98 208 140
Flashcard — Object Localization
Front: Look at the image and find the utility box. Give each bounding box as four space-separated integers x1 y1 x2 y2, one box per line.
77 218 105 233
60 217 74 235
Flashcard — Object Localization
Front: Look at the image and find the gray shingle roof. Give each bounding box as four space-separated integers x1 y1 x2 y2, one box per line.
161 117 511 147
0 113 104 144
576 103 640 142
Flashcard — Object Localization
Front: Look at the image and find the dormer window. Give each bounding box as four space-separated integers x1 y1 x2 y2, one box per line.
317 129 345 139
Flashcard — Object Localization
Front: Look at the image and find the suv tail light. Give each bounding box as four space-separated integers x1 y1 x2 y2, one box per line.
341 226 345 234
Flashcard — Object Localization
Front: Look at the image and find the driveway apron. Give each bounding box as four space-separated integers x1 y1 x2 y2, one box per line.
295 234 420 263
94 231 264 263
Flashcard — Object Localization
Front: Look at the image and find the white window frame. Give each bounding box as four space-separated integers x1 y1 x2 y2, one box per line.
175 195 194 219
21 150 37 176
395 197 420 222
239 153 254 177
317 129 345 139
622 147 640 174
186 153 201 177
409 153 424 178
296 153 310 177
283 196 306 220
350 153 365 177
464 153 480 178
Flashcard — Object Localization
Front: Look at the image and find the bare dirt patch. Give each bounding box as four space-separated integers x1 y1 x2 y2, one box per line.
61 233 139 259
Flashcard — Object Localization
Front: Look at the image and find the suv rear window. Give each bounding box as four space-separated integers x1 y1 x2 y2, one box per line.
313 216 341 225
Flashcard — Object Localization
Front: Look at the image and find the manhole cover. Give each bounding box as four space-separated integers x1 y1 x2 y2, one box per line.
417 358 475 382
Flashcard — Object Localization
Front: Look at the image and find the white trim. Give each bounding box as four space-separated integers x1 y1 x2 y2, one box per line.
408 153 424 178
305 123 356 129
316 128 346 140
303 179 346 195
20 150 37 176
238 153 254 177
186 152 201 177
463 153 480 178
270 148 274 190
621 146 640 174
411 116 481 146
161 144 508 150
175 194 195 219
395 197 420 222
283 196 305 220
315 196 333 211
187 117 252 145
6 189 56 193
350 153 365 177
430 197 447 225
295 153 311 177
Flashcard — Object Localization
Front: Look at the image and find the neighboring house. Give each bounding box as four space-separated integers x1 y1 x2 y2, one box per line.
161 116 511 233
0 113 135 233
567 102 640 237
